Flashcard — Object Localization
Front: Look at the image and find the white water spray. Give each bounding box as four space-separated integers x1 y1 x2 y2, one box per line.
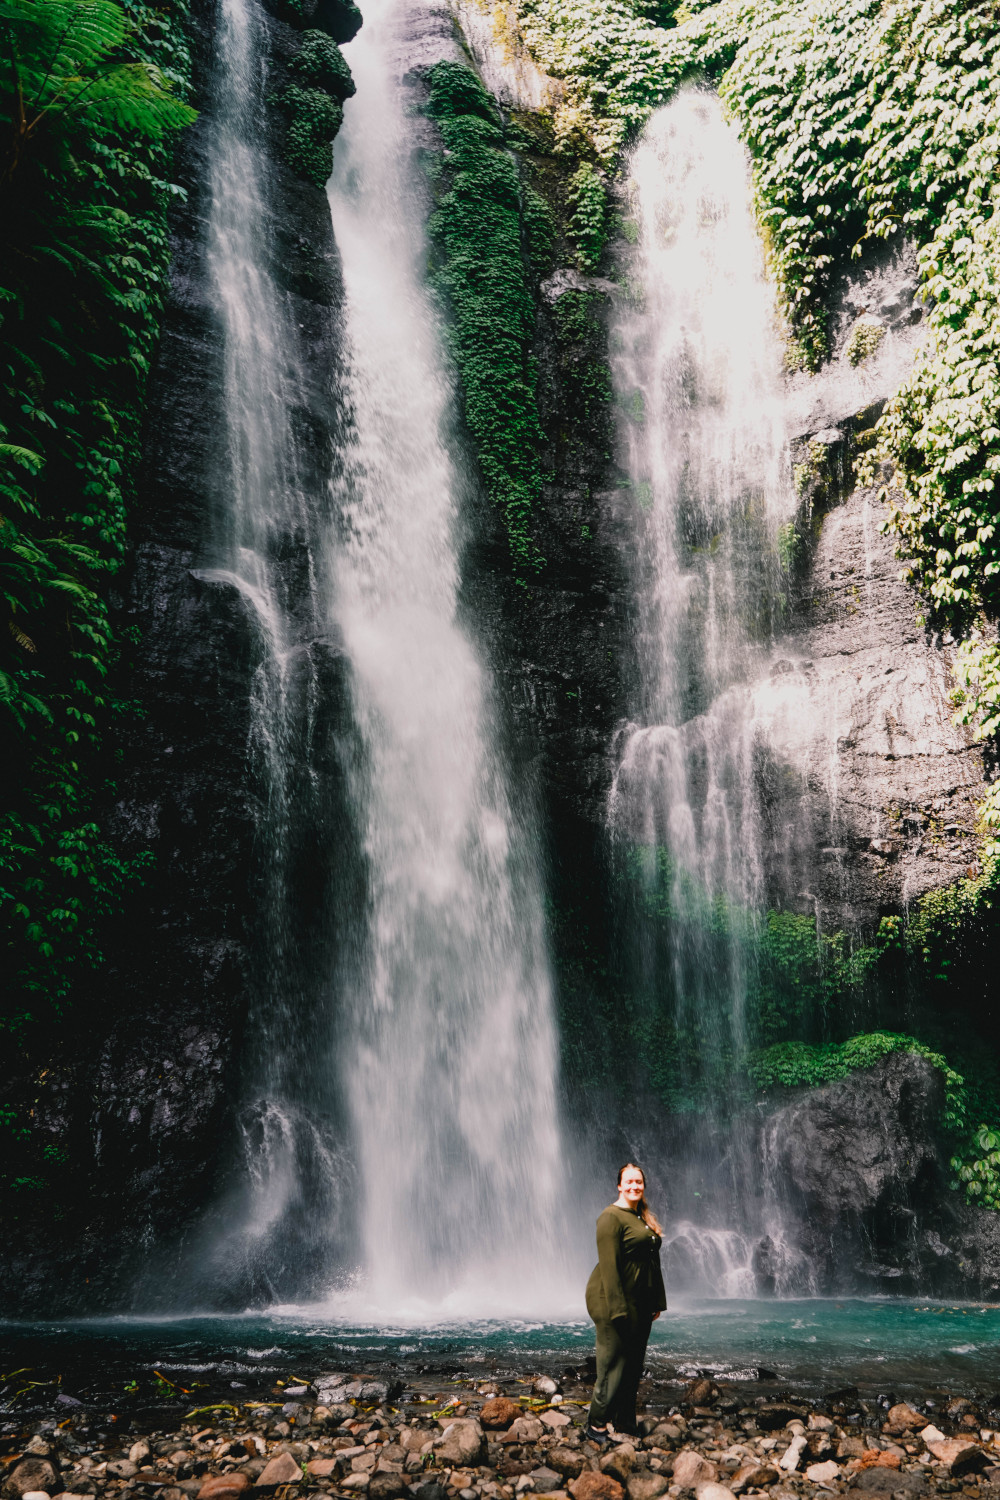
326 0 566 1313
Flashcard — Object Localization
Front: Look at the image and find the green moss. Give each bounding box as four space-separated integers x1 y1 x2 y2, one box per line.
276 83 344 187
522 184 557 275
424 62 546 573
287 29 355 102
566 160 607 270
551 289 613 447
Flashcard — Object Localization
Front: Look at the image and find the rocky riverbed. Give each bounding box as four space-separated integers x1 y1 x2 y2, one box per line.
5 1366 1000 1500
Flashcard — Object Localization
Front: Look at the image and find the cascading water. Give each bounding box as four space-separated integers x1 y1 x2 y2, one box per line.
324 0 566 1312
609 89 809 1290
191 0 351 1299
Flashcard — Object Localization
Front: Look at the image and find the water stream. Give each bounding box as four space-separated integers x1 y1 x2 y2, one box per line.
321 0 566 1314
609 90 803 1287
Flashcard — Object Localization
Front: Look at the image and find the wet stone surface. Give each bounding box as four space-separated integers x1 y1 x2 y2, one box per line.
4 1368 1000 1500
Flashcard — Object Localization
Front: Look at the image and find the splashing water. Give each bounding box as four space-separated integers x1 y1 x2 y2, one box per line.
325 0 566 1314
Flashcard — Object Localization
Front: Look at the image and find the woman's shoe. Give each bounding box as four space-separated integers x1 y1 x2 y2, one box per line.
585 1425 611 1447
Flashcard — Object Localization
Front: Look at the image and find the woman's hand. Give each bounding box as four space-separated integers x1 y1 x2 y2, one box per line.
652 1311 660 1320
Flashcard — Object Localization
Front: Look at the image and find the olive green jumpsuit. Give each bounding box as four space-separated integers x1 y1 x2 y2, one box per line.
586 1204 667 1432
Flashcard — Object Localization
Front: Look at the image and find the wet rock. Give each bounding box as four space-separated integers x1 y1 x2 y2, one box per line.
569 1475 624 1500
503 1419 546 1445
341 1478 369 1494
129 1444 151 1466
541 1412 572 1432
805 1433 833 1460
481 1399 523 1430
684 1382 718 1408
409 1485 447 1500
434 1420 486 1467
672 1452 717 1490
692 1484 734 1500
883 1406 928 1438
754 1406 807 1432
106 1462 137 1480
647 1425 682 1448
626 1476 668 1500
254 1453 302 1487
4 1460 59 1499
534 1378 560 1397
197 1477 251 1500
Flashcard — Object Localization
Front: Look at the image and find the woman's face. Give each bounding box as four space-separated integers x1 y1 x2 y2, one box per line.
619 1166 645 1206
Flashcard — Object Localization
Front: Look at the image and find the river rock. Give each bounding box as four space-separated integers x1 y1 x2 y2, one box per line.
198 1476 251 1500
504 1419 546 1445
21 1492 50 1500
755 1405 807 1432
672 1452 717 1490
541 1410 572 1431
600 1445 636 1483
549 1450 586 1481
730 1462 779 1493
883 1405 928 1437
693 1484 735 1500
106 1462 137 1481
805 1462 841 1484
626 1475 668 1500
920 1437 988 1476
435 1420 487 1466
779 1437 808 1473
368 1474 407 1500
341 1479 369 1494
481 1398 522 1429
255 1453 302 1487
534 1378 560 1396
4 1460 58 1500
684 1381 718 1407
570 1475 624 1500
306 1460 339 1479
129 1444 151 1466
529 1468 564 1493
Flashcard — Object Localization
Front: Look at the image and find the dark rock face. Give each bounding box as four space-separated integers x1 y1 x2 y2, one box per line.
764 1053 1000 1296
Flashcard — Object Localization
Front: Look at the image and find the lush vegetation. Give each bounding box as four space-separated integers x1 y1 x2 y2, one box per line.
0 0 194 1141
272 28 354 188
424 62 548 574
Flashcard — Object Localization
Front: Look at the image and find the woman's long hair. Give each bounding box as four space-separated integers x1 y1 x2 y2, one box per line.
618 1161 664 1236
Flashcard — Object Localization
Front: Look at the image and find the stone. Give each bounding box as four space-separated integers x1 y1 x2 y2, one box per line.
198 1476 251 1500
255 1453 302 1488
626 1476 668 1500
4 1460 58 1500
600 1446 636 1483
503 1419 546 1445
107 1462 137 1481
434 1420 486 1467
541 1412 571 1431
368 1474 407 1500
919 1427 946 1446
21 1492 50 1500
779 1437 808 1473
808 1417 836 1434
693 1485 734 1500
805 1463 841 1485
920 1438 988 1477
548 1450 586 1481
569 1475 625 1500
684 1382 718 1408
649 1426 683 1448
671 1453 717 1490
306 1462 339 1479
754 1407 807 1433
410 1485 447 1500
529 1469 564 1493
883 1406 927 1438
729 1463 778 1493
534 1379 560 1397
130 1444 152 1466
481 1399 522 1430
341 1478 369 1494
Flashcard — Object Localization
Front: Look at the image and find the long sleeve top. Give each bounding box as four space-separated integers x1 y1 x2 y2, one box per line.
585 1203 667 1323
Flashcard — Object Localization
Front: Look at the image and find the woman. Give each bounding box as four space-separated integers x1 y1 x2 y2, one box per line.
585 1162 666 1444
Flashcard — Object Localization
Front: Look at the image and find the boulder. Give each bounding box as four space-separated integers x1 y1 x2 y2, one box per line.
481 1398 522 1429
255 1453 302 1488
569 1475 625 1500
198 1478 251 1500
672 1452 717 1490
4 1461 58 1500
434 1420 486 1466
805 1462 841 1485
626 1476 668 1500
883 1405 927 1438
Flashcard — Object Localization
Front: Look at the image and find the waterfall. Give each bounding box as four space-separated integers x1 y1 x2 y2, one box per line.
609 88 801 1282
324 0 565 1312
192 0 351 1301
